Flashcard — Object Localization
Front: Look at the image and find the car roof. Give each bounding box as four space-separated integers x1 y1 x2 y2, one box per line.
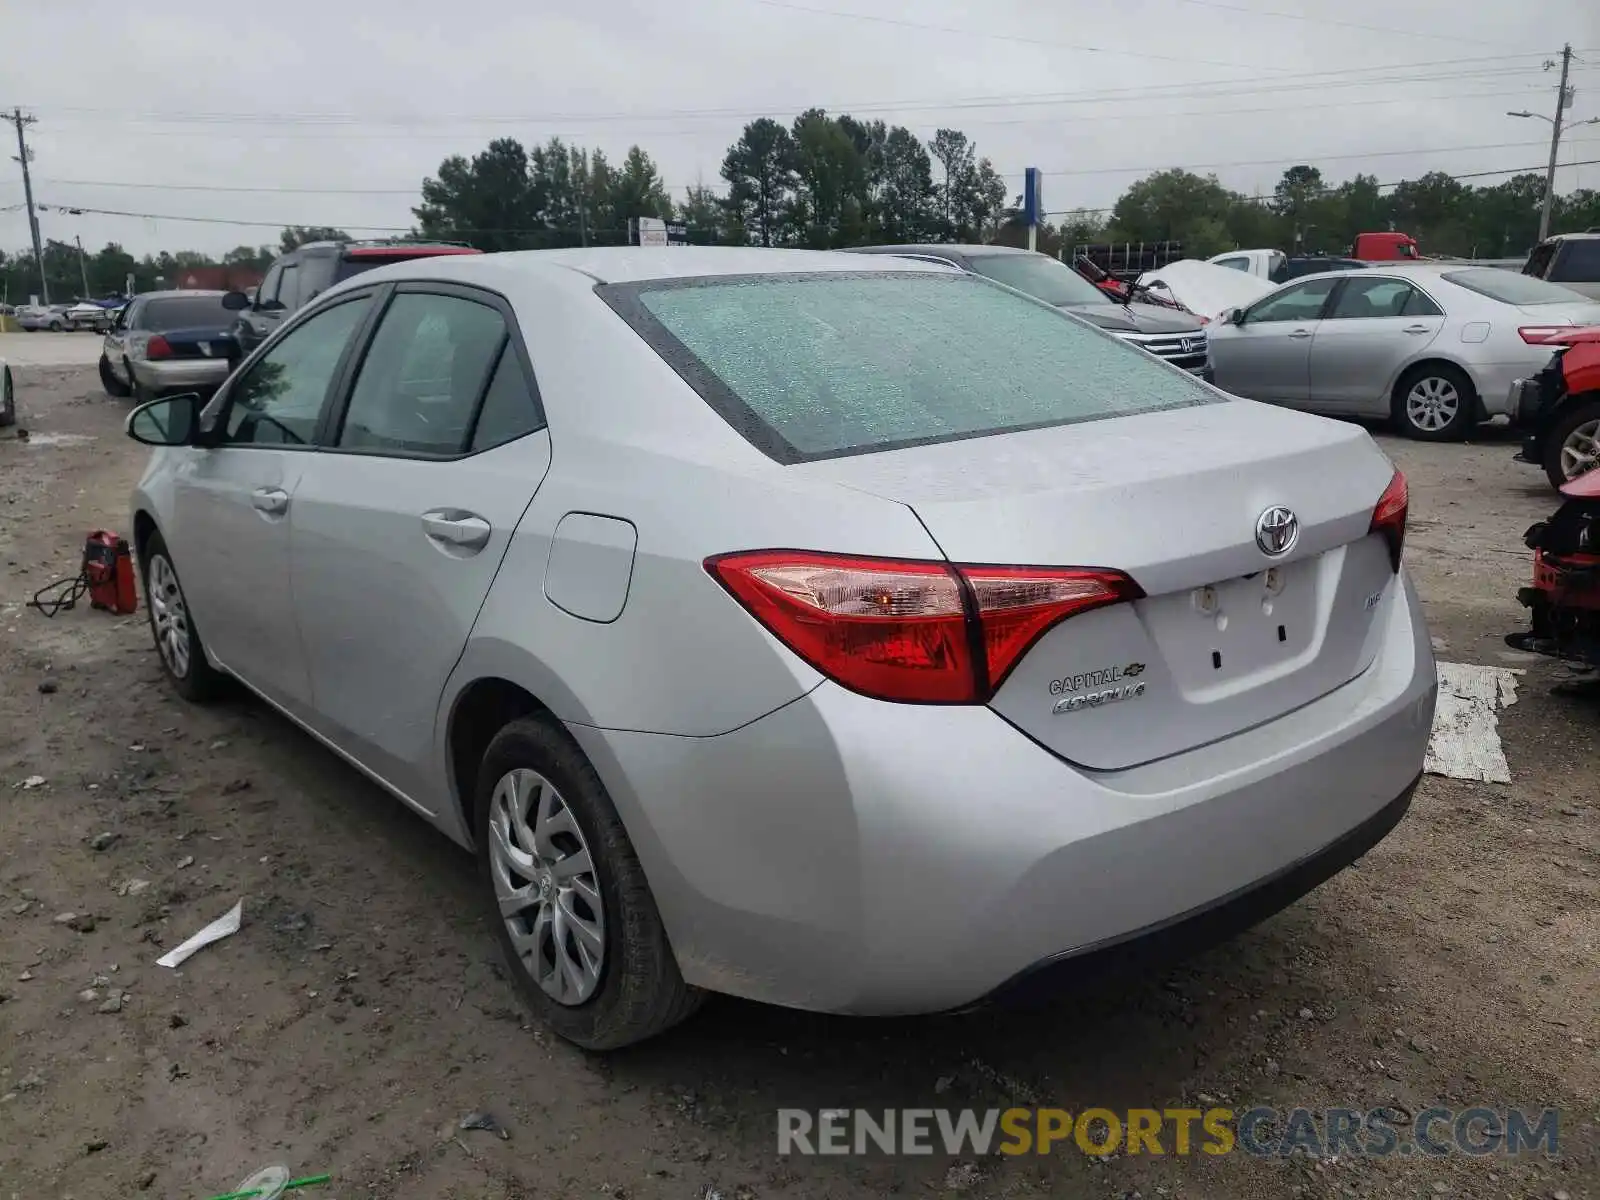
328 246 963 288
847 243 1033 260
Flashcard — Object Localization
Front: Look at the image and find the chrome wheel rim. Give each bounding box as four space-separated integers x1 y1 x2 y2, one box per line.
1559 418 1600 481
147 554 191 679
488 768 605 1006
1405 377 1459 432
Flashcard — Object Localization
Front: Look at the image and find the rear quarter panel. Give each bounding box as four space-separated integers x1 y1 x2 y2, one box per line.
447 266 947 739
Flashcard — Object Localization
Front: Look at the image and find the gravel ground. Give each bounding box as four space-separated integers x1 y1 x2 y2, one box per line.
1 366 1595 1200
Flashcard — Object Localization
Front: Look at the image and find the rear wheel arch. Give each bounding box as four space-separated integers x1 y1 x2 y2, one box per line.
448 677 555 848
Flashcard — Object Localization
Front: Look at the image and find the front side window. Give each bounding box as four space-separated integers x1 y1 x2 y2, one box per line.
1245 276 1339 324
255 264 284 311
275 264 302 313
336 292 508 456
601 271 1216 463
222 296 372 446
1214 256 1250 272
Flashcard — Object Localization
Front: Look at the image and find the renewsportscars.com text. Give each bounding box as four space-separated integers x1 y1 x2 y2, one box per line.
776 1107 1561 1159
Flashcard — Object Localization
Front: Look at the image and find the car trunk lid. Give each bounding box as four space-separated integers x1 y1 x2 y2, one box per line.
793 399 1401 769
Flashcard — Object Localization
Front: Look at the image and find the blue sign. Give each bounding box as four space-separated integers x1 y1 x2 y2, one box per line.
1023 167 1044 226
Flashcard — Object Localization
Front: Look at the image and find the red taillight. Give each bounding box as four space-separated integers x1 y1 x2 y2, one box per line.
1370 469 1408 572
1519 326 1572 345
704 550 1142 704
145 334 173 360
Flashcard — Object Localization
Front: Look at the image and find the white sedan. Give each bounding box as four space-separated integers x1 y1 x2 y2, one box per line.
1206 264 1600 440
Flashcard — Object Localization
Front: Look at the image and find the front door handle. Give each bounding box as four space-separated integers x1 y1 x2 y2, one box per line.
1402 324 1432 334
250 487 289 515
422 512 492 551
1287 328 1312 339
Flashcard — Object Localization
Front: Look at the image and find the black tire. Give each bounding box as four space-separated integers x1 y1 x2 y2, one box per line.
1542 399 1600 491
99 355 131 398
142 530 226 703
0 365 14 428
47 319 62 332
1391 362 1477 441
474 716 703 1050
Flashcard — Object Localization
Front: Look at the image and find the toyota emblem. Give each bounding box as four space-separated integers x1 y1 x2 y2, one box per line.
1255 506 1299 557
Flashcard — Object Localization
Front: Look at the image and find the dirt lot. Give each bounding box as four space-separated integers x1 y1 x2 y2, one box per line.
1 360 1595 1200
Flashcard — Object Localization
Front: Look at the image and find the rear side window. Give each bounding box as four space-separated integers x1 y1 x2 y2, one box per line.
1549 240 1600 283
1441 268 1590 306
337 292 508 456
601 272 1216 463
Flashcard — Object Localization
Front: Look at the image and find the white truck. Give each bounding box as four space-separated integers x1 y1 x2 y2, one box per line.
1207 248 1369 284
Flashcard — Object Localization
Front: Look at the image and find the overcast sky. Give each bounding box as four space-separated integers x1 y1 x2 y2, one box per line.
3 0 1598 257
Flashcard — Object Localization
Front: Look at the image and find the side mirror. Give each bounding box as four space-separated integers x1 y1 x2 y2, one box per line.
127 393 203 447
1221 307 1243 326
221 291 251 311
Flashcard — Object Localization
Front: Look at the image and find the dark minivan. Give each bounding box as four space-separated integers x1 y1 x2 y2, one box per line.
223 238 484 363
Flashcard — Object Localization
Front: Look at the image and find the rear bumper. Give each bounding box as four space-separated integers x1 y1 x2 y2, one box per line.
568 571 1437 1015
129 358 231 393
975 772 1417 1008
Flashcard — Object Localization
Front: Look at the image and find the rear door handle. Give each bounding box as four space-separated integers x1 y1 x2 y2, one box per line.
1403 324 1432 334
250 487 289 515
1287 328 1312 339
422 512 492 551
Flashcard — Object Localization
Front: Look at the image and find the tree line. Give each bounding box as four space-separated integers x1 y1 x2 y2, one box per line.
6 113 1600 303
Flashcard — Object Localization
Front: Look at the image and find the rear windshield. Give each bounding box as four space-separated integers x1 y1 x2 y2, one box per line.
600 271 1217 463
138 296 231 330
1441 269 1590 306
964 253 1111 307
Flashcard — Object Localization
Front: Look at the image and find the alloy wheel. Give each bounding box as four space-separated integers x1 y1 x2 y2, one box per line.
1405 377 1459 433
1558 418 1600 482
488 767 606 1006
146 554 191 679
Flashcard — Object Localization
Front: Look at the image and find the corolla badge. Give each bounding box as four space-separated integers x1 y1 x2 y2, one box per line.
1255 506 1299 557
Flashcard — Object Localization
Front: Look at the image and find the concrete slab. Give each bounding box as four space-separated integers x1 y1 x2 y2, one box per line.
0 331 105 368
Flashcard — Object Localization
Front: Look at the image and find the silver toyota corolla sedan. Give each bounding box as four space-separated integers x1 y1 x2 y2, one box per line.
124 247 1438 1049
1207 264 1600 440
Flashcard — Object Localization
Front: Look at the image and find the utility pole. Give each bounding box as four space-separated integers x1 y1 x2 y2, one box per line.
74 235 91 299
1540 44 1573 244
9 108 48 304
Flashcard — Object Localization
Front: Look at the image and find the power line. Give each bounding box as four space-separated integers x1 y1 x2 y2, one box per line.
20 78 1557 142
1159 0 1534 48
21 86 1560 200
8 55 1562 130
743 0 1296 74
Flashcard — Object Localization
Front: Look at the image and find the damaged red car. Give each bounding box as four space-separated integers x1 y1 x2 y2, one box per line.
1507 469 1600 666
1511 325 1600 489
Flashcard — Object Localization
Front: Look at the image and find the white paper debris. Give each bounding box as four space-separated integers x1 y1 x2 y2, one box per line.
156 900 243 969
1425 662 1521 784
20 776 46 789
